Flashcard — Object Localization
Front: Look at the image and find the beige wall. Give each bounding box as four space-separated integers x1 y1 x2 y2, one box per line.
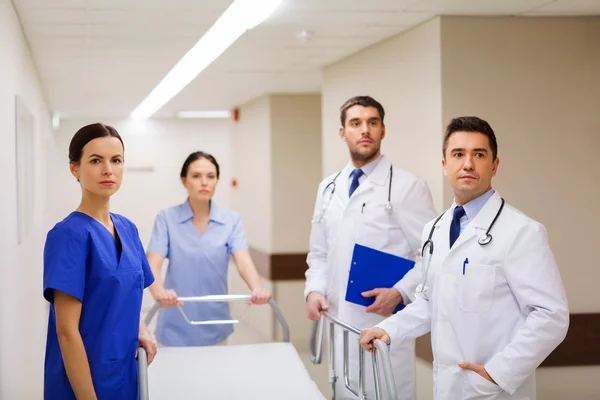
320 17 444 399
440 16 600 398
319 14 600 400
441 16 600 311
50 118 235 314
318 18 445 398
322 17 444 211
270 94 322 253
230 93 323 357
0 1 53 397
231 96 273 252
232 93 322 254
51 118 235 241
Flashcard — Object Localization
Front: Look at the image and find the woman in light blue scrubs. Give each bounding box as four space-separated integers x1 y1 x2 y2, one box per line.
43 123 156 399
147 151 271 346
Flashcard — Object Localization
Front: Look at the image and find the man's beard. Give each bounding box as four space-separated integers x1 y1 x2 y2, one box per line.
350 145 380 163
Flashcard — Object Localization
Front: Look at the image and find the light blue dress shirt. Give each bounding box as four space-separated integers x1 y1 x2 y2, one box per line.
453 188 496 234
148 199 248 346
347 154 383 186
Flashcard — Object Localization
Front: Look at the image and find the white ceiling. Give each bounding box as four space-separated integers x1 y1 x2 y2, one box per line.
11 0 600 118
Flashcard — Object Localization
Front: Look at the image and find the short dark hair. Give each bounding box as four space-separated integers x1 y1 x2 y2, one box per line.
340 96 385 126
443 116 498 160
180 151 220 179
69 123 124 164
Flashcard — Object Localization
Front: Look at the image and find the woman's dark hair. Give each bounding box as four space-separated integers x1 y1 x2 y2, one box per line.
180 151 220 179
69 123 124 164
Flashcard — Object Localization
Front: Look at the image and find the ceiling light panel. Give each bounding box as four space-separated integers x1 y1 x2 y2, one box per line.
130 0 283 119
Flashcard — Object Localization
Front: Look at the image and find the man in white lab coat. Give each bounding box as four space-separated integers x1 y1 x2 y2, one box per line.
360 116 569 399
305 96 437 399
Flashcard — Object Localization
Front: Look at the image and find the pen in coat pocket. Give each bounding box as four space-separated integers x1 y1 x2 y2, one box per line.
463 258 469 275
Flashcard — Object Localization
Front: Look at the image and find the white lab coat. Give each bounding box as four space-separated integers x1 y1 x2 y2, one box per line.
305 155 437 400
377 192 569 400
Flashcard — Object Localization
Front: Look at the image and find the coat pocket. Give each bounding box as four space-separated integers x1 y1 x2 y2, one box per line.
462 370 503 399
459 264 496 313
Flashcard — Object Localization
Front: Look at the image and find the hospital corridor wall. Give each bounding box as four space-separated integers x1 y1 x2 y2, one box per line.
49 118 236 314
1 2 599 398
321 17 445 399
0 1 54 398
319 16 600 400
229 93 327 359
438 17 600 399
49 116 315 390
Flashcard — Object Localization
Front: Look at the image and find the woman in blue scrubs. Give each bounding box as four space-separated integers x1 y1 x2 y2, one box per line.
146 151 271 346
43 123 156 399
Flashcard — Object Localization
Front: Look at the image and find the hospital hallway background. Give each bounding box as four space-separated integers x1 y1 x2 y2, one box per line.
1 0 599 398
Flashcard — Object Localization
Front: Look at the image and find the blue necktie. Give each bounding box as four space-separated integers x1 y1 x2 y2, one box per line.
449 206 465 248
348 169 364 197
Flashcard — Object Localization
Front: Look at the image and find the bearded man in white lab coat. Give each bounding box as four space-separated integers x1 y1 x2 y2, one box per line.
360 116 569 399
305 96 437 400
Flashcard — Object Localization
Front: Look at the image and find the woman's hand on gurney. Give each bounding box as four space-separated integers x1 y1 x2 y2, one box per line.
138 322 158 365
305 292 328 321
248 288 272 305
153 288 183 308
359 328 390 352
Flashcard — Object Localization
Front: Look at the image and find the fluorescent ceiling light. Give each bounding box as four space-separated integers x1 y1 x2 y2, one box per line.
130 0 283 120
51 112 60 130
177 110 231 119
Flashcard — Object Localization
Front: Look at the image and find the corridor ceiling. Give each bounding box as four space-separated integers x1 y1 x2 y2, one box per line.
12 0 600 118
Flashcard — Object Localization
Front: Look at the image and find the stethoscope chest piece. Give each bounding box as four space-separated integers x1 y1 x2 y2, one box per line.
478 234 492 245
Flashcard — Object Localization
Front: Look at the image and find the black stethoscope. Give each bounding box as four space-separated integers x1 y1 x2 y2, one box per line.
314 165 393 223
419 198 505 290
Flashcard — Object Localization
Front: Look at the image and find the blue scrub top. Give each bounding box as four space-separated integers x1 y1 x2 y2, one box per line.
43 212 154 400
148 199 248 346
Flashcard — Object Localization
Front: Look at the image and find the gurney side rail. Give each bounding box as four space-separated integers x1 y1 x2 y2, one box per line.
309 312 398 400
138 295 291 400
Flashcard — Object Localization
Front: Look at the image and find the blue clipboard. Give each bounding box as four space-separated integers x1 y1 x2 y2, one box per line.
345 244 415 314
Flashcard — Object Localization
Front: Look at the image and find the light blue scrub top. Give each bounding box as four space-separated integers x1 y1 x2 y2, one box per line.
43 212 154 400
148 199 248 346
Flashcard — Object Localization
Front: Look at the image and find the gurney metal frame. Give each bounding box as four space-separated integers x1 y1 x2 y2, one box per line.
310 312 397 400
138 294 290 399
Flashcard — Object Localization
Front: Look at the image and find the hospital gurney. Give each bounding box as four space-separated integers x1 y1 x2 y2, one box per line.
310 312 398 400
138 294 325 399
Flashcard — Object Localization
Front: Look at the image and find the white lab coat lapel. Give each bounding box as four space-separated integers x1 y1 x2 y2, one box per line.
322 155 433 400
331 163 352 211
328 163 355 287
367 155 391 187
332 156 392 308
321 163 352 293
347 155 391 206
431 209 453 263
447 192 503 257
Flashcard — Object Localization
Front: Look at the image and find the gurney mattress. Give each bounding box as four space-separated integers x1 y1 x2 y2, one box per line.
148 342 325 399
